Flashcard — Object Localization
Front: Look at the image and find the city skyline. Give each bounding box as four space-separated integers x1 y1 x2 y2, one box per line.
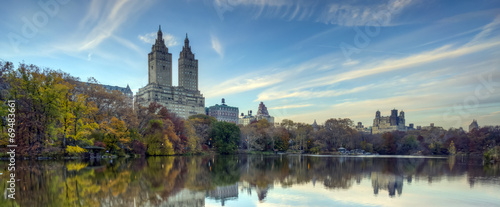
1 0 499 129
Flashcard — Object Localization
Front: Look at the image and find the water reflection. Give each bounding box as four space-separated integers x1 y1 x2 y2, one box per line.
0 155 499 206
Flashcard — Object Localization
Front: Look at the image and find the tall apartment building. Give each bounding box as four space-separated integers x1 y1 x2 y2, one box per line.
135 26 205 119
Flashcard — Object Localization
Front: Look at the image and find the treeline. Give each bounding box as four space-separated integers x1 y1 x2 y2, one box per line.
1 61 499 158
0 61 221 157
264 118 500 156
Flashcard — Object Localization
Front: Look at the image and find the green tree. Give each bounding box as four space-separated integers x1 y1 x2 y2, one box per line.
211 122 240 154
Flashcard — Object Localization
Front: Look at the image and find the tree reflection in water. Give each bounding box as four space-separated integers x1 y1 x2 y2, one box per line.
0 155 499 206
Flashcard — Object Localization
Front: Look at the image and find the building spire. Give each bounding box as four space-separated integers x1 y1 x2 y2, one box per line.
157 25 163 40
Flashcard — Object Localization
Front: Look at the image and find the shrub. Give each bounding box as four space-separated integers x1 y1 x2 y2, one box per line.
131 140 146 155
65 146 87 156
94 141 106 148
484 146 500 164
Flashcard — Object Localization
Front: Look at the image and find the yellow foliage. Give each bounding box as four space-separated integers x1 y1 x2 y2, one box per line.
66 145 87 155
66 162 89 171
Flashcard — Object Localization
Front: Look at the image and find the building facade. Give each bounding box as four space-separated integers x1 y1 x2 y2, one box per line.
135 26 205 119
239 110 256 126
356 122 372 134
255 102 274 124
312 120 319 132
372 109 406 134
469 120 479 132
208 98 239 124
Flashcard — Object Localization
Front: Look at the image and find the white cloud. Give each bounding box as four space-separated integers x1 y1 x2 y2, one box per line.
204 56 330 98
87 53 92 61
317 0 413 26
211 35 224 57
257 85 373 101
47 0 153 54
466 14 500 46
269 104 312 110
76 0 153 51
302 40 500 90
342 59 359 66
138 32 178 47
204 74 283 98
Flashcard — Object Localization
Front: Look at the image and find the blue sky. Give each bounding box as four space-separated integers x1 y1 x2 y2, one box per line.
1 0 500 129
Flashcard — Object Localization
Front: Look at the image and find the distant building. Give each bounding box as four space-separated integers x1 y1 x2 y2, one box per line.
81 82 133 97
422 123 444 131
408 123 415 130
80 82 133 106
208 98 239 124
101 84 133 97
312 120 319 132
469 120 479 132
239 110 256 126
135 26 205 119
372 109 406 134
255 102 274 124
356 122 372 134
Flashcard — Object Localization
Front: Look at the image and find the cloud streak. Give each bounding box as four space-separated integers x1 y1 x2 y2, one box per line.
257 85 373 101
211 35 224 58
302 40 500 90
138 32 178 47
269 104 312 110
318 0 414 26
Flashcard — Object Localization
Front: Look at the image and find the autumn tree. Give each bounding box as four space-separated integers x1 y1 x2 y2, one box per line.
144 119 174 155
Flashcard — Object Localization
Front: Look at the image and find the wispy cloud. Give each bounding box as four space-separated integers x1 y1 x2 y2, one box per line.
302 40 500 90
211 35 224 58
204 73 283 98
214 0 412 25
317 0 413 26
138 32 178 47
76 0 153 51
257 85 373 101
269 104 312 110
466 14 500 46
342 59 359 66
205 56 332 98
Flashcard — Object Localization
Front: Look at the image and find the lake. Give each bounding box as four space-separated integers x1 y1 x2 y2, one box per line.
1 155 499 207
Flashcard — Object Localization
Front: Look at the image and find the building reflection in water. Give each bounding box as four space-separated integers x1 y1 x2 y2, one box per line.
371 172 404 197
207 183 238 206
2 155 499 207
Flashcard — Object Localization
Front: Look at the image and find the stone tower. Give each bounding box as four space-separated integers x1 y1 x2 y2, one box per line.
399 111 405 126
178 33 199 91
148 25 173 86
373 110 381 127
469 120 479 132
390 109 398 126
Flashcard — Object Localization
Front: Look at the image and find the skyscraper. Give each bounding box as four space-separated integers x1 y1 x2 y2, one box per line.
135 26 205 119
178 34 199 91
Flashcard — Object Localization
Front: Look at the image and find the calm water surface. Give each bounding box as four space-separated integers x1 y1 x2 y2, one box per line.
1 155 499 207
